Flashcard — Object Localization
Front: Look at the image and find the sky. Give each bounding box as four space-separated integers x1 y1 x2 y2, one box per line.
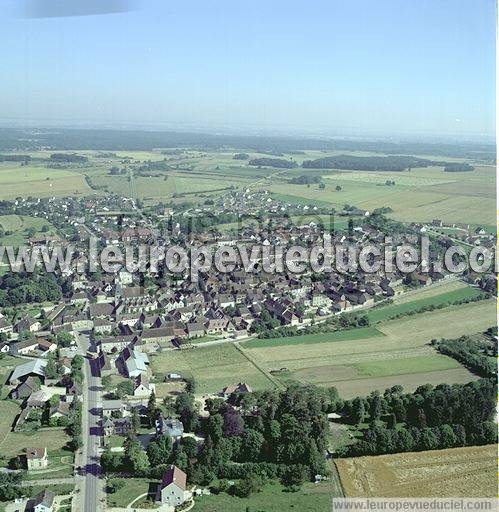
0 0 496 140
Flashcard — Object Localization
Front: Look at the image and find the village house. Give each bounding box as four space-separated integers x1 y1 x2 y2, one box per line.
26 489 55 512
26 447 48 471
156 465 192 507
133 374 155 398
155 416 184 440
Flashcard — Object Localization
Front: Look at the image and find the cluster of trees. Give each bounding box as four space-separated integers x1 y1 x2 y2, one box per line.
0 473 23 501
0 154 31 163
254 312 369 339
341 378 497 456
248 158 296 169
302 155 437 171
434 335 496 378
288 175 322 185
0 272 62 306
233 153 249 160
102 385 330 496
444 163 474 172
50 153 88 163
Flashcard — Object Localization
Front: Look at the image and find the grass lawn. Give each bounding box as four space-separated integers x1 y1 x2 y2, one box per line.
367 286 484 323
1 428 72 458
194 481 334 512
106 478 158 508
0 400 20 453
242 327 383 349
105 436 124 449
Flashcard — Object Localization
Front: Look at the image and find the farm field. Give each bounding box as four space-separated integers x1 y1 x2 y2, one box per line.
150 343 276 394
242 327 383 349
335 444 498 497
263 164 495 226
367 283 484 323
242 299 495 397
2 152 494 227
0 162 91 199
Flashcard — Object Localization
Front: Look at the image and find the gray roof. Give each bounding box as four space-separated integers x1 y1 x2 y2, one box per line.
9 359 47 383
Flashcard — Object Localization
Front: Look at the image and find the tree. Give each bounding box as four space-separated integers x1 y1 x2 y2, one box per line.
387 413 397 429
55 331 74 348
175 392 199 433
171 444 188 472
208 414 224 443
418 428 439 451
348 218 354 235
240 429 264 462
369 393 383 421
231 473 265 498
147 391 159 426
131 408 141 433
124 435 150 475
336 185 342 191
101 447 123 472
439 424 457 448
307 439 326 477
45 356 58 380
0 473 23 500
223 407 245 437
115 380 134 398
350 397 366 424
147 434 172 466
181 436 198 459
281 465 307 490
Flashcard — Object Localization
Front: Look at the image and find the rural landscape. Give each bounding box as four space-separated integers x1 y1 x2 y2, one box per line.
0 126 495 512
0 1 496 512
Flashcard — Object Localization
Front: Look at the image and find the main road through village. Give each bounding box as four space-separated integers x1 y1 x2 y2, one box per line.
75 333 104 512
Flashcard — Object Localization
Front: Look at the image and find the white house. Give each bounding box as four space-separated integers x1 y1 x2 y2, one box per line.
26 489 55 512
156 465 192 507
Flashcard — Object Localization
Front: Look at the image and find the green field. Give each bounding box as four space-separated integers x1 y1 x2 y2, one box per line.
242 327 383 349
367 285 484 323
351 354 462 377
194 481 334 512
150 343 276 394
0 215 58 246
0 162 91 199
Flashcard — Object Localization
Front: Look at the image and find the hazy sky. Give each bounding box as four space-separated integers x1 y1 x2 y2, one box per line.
1 0 495 139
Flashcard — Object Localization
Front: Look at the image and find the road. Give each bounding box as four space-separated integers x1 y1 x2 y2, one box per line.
75 333 104 512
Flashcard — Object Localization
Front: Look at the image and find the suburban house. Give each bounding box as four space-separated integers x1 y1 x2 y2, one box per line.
26 447 48 471
103 417 133 436
133 374 155 398
155 416 184 440
11 376 41 400
221 382 253 399
26 489 55 512
156 465 192 507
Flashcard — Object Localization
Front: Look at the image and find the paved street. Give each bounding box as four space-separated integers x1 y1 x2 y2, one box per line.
76 333 104 512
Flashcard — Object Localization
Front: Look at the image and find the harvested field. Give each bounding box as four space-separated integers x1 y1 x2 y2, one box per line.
335 444 498 497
